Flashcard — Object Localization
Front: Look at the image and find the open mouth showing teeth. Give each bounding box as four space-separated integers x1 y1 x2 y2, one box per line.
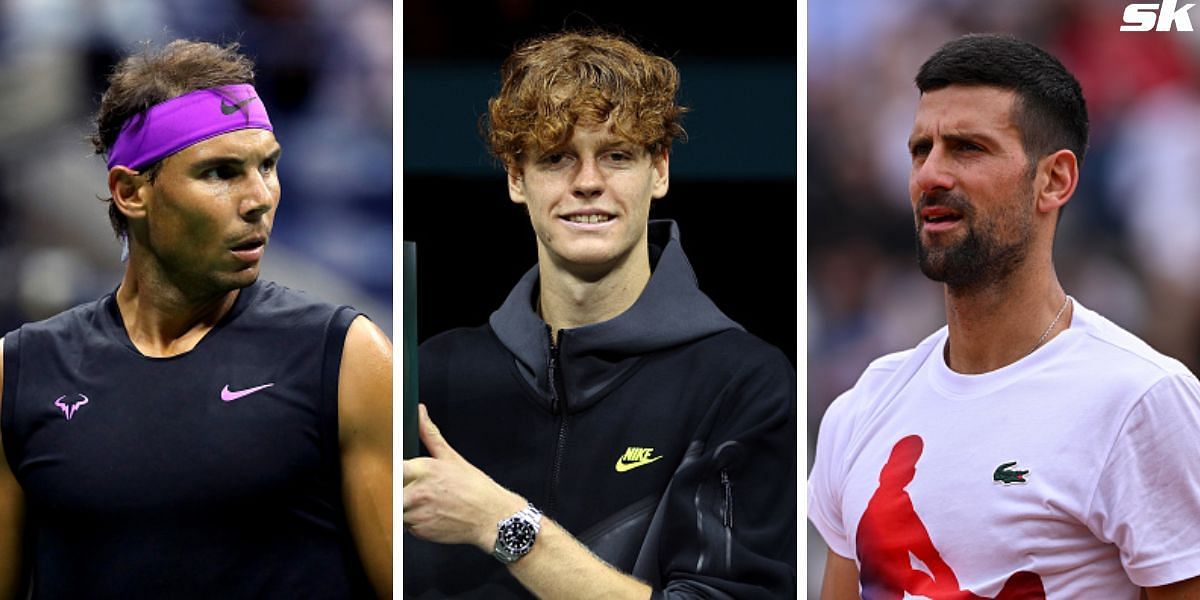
925 215 957 223
566 214 612 224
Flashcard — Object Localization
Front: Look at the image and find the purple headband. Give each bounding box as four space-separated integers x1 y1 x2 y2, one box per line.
106 83 273 170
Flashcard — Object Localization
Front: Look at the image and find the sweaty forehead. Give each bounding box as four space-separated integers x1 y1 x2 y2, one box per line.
176 129 280 160
910 85 1020 141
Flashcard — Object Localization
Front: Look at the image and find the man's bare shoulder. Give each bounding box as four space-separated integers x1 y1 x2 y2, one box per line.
342 316 392 373
338 316 392 434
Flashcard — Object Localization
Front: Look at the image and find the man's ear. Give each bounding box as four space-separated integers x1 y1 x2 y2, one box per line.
508 166 527 205
651 150 670 200
1034 149 1077 217
108 166 150 221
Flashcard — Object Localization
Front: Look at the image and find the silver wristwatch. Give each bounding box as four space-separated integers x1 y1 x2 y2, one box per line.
492 503 542 563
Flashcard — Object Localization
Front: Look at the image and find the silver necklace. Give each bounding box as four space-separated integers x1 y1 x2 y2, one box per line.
1028 295 1071 356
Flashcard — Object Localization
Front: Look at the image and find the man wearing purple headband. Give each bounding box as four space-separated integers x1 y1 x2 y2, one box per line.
0 41 391 598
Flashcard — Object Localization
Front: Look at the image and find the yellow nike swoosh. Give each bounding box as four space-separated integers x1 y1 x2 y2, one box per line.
615 455 664 473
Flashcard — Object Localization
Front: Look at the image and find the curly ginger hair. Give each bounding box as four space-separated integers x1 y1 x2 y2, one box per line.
485 30 688 172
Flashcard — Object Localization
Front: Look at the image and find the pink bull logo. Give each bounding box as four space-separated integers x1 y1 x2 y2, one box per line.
54 394 89 420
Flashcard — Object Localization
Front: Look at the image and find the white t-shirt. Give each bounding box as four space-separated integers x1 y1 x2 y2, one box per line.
808 301 1200 598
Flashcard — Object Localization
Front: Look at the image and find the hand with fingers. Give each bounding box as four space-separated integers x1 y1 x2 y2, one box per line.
402 404 527 553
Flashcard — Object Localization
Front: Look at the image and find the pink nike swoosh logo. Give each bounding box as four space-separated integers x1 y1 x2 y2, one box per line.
221 383 275 402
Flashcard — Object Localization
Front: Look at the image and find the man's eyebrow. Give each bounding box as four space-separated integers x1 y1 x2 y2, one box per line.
600 142 638 153
598 137 635 146
942 131 997 147
191 155 244 171
907 133 930 152
192 146 282 171
907 131 998 151
528 147 564 162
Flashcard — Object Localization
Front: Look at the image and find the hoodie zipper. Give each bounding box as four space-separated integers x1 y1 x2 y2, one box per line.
721 468 734 571
721 469 733 529
546 330 569 514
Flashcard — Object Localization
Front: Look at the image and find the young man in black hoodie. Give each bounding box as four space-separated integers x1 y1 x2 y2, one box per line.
402 31 796 599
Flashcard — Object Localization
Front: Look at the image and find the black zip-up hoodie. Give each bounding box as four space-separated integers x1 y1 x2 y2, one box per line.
404 221 796 599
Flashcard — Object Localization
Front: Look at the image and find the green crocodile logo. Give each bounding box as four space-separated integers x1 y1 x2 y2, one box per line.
993 461 1029 485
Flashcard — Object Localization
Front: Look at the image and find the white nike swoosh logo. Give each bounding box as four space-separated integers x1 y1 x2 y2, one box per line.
221 383 275 402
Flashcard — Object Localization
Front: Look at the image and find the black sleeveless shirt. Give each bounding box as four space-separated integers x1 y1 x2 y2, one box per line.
1 280 371 599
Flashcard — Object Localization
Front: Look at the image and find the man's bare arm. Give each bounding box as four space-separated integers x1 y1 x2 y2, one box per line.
0 339 26 599
821 549 859 600
1145 576 1200 599
403 405 651 600
338 317 393 598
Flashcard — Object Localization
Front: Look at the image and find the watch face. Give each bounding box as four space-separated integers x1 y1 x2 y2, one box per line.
499 518 537 554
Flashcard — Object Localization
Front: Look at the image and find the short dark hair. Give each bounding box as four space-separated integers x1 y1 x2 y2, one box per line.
916 34 1088 169
92 40 257 238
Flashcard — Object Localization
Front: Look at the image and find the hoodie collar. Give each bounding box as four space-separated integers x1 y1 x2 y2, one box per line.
489 220 742 413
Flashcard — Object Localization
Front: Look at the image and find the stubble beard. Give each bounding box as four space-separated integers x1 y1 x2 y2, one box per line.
915 191 1032 293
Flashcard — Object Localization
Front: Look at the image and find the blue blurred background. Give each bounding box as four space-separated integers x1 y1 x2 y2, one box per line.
808 0 1200 594
0 0 392 337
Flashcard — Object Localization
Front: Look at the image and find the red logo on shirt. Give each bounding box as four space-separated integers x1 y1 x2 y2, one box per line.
855 435 1046 599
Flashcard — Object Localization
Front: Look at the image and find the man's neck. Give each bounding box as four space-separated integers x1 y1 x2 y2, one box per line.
115 258 240 358
537 246 651 343
942 262 1071 375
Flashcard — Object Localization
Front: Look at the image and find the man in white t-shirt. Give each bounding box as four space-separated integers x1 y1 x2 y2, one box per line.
808 33 1200 599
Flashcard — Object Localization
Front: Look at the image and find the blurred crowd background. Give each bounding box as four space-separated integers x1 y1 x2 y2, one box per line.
808 0 1200 594
0 0 392 337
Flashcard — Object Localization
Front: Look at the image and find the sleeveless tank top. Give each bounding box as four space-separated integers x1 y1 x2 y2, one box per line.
1 280 370 599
